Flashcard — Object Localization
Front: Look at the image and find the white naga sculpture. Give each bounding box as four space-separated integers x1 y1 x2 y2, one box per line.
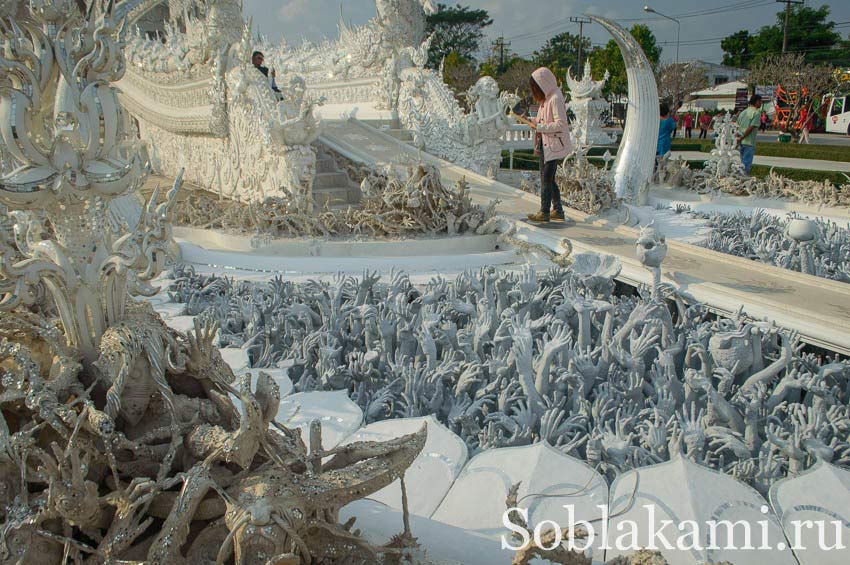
587 15 659 205
262 1 519 178
117 0 322 205
0 2 426 561
398 74 520 177
565 62 617 146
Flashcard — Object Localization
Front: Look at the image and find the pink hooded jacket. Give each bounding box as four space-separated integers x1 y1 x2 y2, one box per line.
532 67 572 162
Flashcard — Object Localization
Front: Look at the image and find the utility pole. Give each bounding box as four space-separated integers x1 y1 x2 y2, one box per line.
569 16 592 70
777 0 804 54
491 36 511 73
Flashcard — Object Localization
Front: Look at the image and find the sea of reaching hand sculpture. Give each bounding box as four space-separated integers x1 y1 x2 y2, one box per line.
0 2 429 562
168 227 850 497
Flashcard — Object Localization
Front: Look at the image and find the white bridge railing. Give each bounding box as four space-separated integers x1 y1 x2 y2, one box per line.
500 124 535 169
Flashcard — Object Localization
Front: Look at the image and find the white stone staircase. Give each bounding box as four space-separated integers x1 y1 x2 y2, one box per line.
312 145 362 210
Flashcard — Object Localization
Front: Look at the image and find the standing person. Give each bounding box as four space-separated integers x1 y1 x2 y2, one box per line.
683 112 694 138
698 111 711 139
798 106 812 144
657 103 677 157
251 50 280 93
523 67 572 223
735 94 763 175
760 110 768 132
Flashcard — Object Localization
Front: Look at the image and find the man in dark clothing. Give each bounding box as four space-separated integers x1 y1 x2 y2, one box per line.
251 50 280 93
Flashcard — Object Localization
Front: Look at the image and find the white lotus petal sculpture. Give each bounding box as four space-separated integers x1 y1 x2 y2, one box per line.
607 457 797 565
770 460 850 565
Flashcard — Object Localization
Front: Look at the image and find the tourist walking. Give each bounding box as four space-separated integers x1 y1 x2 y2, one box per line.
735 94 763 175
698 112 711 139
657 103 677 157
798 107 812 144
683 112 694 138
523 67 571 224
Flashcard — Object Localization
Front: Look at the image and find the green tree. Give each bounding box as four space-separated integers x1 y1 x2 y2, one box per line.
532 32 591 83
588 24 661 96
425 3 493 68
720 30 751 68
495 57 537 109
722 5 850 68
442 50 479 100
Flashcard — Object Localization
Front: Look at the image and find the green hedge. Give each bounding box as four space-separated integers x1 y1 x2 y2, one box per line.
502 151 846 185
671 138 850 162
752 143 850 163
748 165 848 184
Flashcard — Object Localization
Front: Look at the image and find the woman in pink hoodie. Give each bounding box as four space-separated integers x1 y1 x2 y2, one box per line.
527 67 572 223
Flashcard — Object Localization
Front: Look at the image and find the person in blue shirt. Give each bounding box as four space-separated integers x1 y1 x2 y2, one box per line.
657 102 676 156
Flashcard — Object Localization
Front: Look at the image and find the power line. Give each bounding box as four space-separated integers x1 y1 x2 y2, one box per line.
507 0 773 47
652 21 850 48
619 0 775 22
507 19 575 42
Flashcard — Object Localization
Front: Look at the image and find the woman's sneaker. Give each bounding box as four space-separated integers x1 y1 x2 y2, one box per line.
527 211 550 222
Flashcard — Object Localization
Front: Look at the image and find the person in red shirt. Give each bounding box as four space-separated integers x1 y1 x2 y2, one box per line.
798 106 813 144
698 112 712 139
683 113 694 138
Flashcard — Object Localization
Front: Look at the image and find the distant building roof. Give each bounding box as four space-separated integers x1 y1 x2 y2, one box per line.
686 60 747 74
690 80 748 97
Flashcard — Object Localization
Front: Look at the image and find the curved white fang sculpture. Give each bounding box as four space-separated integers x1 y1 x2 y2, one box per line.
586 15 659 205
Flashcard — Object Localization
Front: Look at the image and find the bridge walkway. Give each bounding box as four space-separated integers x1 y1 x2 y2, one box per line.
319 119 850 355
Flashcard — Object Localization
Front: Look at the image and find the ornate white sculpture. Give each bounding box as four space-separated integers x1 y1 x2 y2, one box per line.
167 253 850 499
688 207 849 282
398 73 519 177
261 0 435 109
703 112 746 180
118 0 321 205
587 15 659 205
0 4 427 561
565 62 617 146
635 221 668 299
0 0 165 363
173 161 501 237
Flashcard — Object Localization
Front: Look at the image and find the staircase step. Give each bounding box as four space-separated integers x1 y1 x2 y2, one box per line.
385 129 414 142
316 158 337 173
327 202 363 212
314 172 351 189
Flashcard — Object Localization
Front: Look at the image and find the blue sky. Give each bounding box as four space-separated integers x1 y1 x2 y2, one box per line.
245 0 850 65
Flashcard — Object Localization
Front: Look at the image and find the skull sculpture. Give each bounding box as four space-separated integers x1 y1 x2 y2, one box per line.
636 222 668 268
